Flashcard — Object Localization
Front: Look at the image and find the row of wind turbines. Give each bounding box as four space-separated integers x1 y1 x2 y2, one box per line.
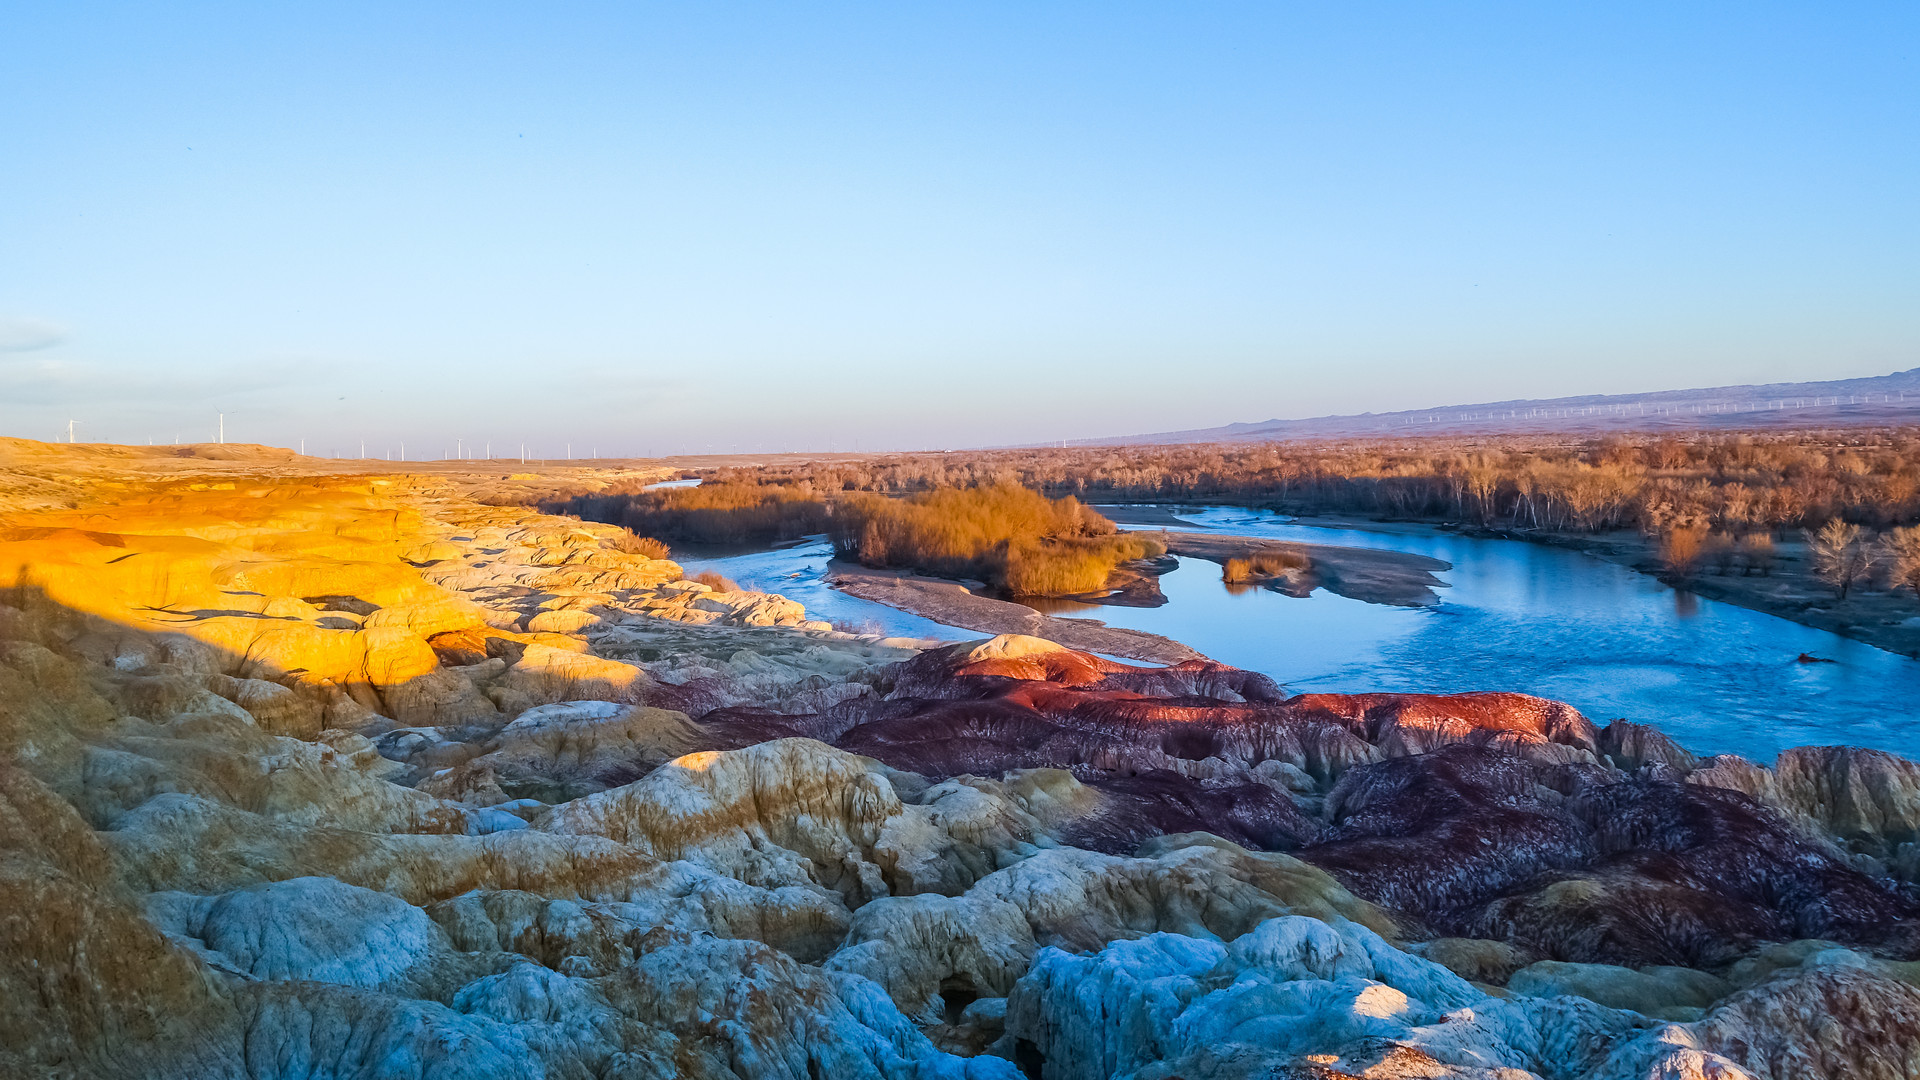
57 414 607 463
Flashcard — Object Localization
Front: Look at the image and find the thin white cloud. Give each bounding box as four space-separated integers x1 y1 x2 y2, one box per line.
0 354 330 408
0 317 67 353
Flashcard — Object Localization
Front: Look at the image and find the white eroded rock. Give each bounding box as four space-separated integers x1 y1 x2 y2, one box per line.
475 699 702 786
536 737 1045 900
146 876 442 987
1004 914 1657 1080
831 841 1395 1021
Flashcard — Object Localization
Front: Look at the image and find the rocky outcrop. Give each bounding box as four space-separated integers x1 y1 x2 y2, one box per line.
829 838 1394 1022
538 738 1058 902
1005 915 1652 1080
1005 915 1920 1080
9 458 1920 1079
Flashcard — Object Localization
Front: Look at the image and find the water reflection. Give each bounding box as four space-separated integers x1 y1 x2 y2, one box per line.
1006 594 1104 616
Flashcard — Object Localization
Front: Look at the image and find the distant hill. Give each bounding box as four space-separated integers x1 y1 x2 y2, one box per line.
1081 367 1920 445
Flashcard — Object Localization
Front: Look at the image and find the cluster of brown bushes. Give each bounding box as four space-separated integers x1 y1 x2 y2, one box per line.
1654 527 1777 578
551 479 1163 596
551 483 829 546
829 484 1165 595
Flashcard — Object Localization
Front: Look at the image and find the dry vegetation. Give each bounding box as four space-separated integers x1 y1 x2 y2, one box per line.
552 482 829 545
1222 550 1309 584
691 570 740 593
605 530 671 560
829 484 1165 596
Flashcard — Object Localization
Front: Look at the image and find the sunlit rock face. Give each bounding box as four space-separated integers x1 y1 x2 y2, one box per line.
6 457 1920 1079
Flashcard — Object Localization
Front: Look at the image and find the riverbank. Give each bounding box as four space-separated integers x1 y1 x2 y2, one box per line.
1309 516 1920 659
1156 531 1450 607
1106 501 1920 659
824 523 1451 656
828 562 1206 664
1094 507 1455 606
1450 524 1920 660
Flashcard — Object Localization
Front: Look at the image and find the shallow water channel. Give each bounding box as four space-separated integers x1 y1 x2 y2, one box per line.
678 506 1920 761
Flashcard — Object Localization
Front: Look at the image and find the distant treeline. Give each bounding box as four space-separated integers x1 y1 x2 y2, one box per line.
694 430 1920 538
551 483 828 546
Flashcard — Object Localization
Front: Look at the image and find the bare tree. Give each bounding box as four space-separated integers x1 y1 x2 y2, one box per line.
1706 531 1738 575
1807 519 1871 600
1463 453 1501 526
1739 533 1776 576
1879 526 1920 597
1660 525 1708 578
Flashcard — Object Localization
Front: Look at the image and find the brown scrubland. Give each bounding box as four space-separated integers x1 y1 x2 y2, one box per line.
694 429 1920 533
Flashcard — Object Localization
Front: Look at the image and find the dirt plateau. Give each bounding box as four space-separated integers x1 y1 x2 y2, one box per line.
4 444 1920 1080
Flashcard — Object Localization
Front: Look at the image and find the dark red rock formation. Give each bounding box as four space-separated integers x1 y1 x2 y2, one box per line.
1284 691 1600 758
701 645 1596 789
683 639 1920 968
883 643 1289 704
1302 744 1918 966
1061 769 1322 853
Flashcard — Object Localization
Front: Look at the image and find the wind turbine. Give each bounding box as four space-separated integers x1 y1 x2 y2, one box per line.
65 419 79 443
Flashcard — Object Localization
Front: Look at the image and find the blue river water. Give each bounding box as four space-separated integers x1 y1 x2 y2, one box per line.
678 506 1920 762
676 540 961 641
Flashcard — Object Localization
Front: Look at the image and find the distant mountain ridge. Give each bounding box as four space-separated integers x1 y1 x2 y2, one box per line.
1083 367 1920 445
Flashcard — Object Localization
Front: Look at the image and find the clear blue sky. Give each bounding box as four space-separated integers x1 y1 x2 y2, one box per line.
1 3 1914 455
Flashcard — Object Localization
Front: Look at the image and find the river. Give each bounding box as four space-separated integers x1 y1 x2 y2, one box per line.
677 506 1920 761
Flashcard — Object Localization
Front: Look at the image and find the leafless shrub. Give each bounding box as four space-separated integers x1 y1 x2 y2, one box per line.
1223 550 1308 583
607 530 670 559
